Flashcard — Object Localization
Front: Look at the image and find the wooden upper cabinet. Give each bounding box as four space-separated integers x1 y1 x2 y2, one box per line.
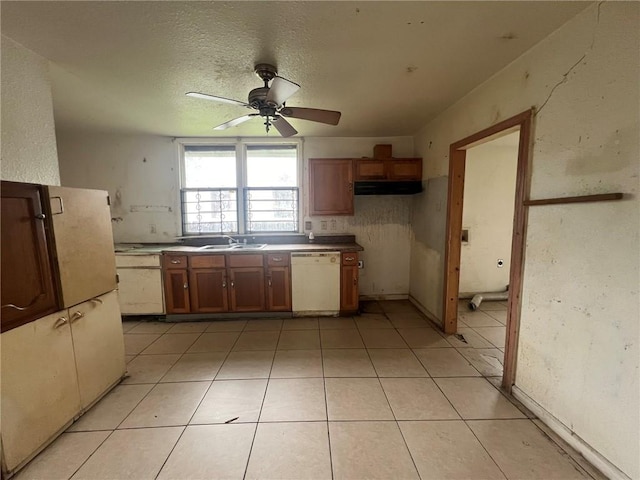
309 158 354 216
387 159 422 180
354 158 422 181
1 181 59 332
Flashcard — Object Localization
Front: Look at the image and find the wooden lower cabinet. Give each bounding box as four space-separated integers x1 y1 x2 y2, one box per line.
189 269 228 313
229 268 266 312
267 266 291 311
164 269 190 313
340 252 359 313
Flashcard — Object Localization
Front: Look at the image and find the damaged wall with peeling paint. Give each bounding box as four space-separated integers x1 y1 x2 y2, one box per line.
1 36 60 185
410 3 639 478
58 134 415 297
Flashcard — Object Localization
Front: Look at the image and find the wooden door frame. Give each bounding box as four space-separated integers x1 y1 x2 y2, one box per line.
442 109 533 392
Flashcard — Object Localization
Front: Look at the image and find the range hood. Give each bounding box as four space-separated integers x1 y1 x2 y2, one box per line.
354 181 423 195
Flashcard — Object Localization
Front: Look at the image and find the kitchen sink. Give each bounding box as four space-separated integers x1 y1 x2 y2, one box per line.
195 243 267 251
230 243 267 250
196 245 235 251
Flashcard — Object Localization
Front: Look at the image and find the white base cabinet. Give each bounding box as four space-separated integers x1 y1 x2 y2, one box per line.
116 254 165 315
0 290 125 475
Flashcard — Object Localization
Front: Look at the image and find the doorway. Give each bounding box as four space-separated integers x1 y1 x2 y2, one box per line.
442 110 533 391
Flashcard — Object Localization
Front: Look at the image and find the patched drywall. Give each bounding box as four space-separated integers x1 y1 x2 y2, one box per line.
410 3 639 478
1 36 60 185
58 134 415 297
459 135 518 294
57 132 179 243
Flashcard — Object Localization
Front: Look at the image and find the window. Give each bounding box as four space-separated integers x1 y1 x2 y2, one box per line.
181 142 299 235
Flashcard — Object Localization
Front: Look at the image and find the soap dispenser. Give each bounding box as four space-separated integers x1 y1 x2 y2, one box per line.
308 231 315 243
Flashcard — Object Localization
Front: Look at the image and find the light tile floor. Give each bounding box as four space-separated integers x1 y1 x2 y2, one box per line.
14 300 601 480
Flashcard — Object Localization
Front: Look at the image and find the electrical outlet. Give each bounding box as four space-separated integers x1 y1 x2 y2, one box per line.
330 219 337 231
357 260 364 269
320 220 328 230
304 220 312 230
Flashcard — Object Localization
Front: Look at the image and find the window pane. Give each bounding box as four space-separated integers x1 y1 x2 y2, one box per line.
246 145 297 187
184 145 236 188
181 188 238 234
245 188 298 233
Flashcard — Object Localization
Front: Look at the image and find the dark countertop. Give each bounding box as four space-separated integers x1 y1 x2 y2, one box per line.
115 243 363 255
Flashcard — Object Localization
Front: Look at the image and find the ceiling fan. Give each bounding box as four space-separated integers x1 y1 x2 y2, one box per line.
186 64 341 137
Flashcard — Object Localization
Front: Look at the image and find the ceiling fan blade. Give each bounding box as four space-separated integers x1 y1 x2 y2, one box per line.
186 92 250 108
272 116 298 137
213 114 259 130
280 107 341 126
266 77 300 106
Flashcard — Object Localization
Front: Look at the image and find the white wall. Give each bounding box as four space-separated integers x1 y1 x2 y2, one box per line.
58 133 415 298
459 134 518 294
0 36 60 185
410 3 639 478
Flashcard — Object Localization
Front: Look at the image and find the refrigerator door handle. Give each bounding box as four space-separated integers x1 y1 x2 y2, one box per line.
50 196 65 215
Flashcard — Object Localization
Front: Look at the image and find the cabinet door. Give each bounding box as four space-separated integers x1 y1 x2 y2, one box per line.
387 159 422 181
1 181 59 332
46 186 117 308
309 158 354 215
164 269 190 313
229 268 265 312
117 268 165 315
267 266 291 311
69 291 126 409
0 310 81 472
354 159 386 180
189 269 228 313
340 264 359 313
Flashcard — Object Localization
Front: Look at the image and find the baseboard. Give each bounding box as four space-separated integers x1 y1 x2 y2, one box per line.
359 294 408 301
408 295 443 327
512 385 631 480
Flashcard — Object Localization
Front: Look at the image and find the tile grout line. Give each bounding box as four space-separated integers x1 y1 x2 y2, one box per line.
319 318 335 480
462 418 510 480
241 322 282 480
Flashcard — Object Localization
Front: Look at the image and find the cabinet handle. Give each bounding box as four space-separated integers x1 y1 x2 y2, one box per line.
70 311 84 323
268 279 272 287
345 256 355 261
1 294 44 311
90 297 103 304
231 281 235 288
35 213 46 220
54 316 68 328
348 182 353 192
171 259 182 264
222 280 227 288
183 283 188 290
272 256 283 262
353 278 357 286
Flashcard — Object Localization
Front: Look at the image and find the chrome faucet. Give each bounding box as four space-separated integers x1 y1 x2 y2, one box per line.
223 235 241 245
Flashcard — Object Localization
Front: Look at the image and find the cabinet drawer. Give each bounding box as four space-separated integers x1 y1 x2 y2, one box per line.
354 159 386 180
163 255 187 269
342 252 358 266
190 255 226 269
116 254 161 268
228 254 264 268
267 253 290 266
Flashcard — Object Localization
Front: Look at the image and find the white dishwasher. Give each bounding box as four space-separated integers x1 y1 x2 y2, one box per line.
291 252 341 315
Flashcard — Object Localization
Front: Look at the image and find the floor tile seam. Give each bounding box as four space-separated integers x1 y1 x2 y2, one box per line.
365 347 431 378
109 380 160 431
153 425 188 480
462 418 510 480
244 351 277 480
468 325 504 349
211 328 261 382
66 426 117 479
141 329 205 356
527 420 598 480
394 418 428 480
320 344 335 480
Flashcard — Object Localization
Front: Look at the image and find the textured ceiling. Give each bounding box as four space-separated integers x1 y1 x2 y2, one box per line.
1 1 590 138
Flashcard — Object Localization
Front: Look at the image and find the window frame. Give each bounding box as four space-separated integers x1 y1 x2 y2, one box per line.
177 138 303 236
